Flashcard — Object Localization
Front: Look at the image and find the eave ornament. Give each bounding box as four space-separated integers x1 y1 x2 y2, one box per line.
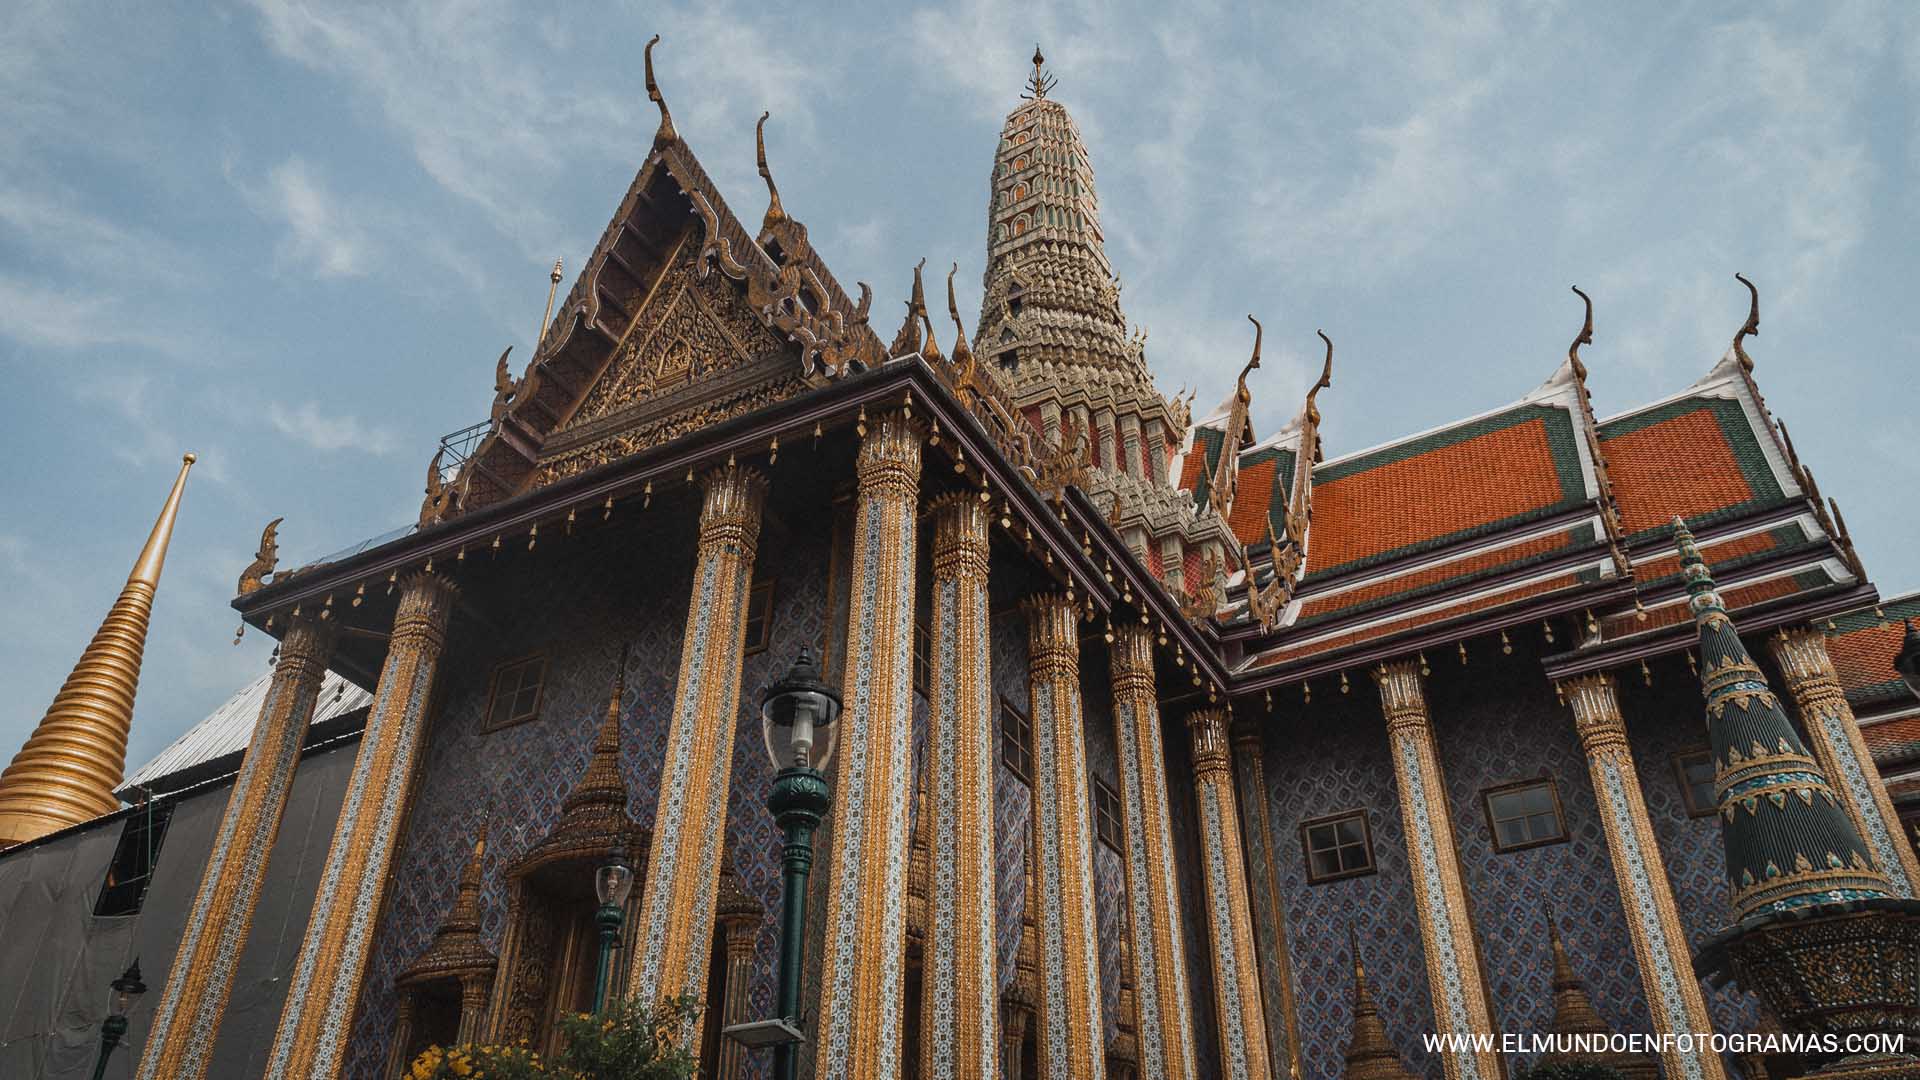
237 517 282 596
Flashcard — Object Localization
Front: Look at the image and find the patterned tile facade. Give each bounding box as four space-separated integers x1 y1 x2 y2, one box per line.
1079 643 1125 1045
1163 719 1222 1080
1255 690 1437 1080
343 501 834 1079
1422 646 1655 1067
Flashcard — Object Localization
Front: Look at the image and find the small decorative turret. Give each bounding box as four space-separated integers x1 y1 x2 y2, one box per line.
1343 926 1417 1080
1675 517 1890 920
1535 908 1657 1080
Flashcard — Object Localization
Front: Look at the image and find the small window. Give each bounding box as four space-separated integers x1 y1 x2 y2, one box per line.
484 654 548 732
1093 779 1123 853
1673 750 1719 819
95 799 175 916
1001 699 1033 784
1301 810 1374 884
743 579 775 656
1482 778 1568 852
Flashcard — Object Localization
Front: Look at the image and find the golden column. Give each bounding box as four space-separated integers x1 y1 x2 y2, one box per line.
1229 717 1303 1080
1560 672 1725 1080
1108 624 1197 1080
0 453 194 847
1371 659 1501 1080
812 409 921 1079
715 866 766 1080
264 572 458 1080
626 464 768 1014
1183 707 1273 1080
136 610 336 1080
1769 625 1920 895
919 493 1001 1078
1023 592 1106 1080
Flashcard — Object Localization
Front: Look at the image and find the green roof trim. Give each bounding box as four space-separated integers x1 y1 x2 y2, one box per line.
1295 522 1600 629
1634 522 1815 591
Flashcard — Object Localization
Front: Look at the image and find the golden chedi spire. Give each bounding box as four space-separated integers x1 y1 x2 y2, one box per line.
1537 909 1658 1080
0 453 196 848
1344 926 1417 1080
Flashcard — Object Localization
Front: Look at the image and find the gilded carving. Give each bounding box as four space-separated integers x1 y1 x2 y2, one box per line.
237 517 281 596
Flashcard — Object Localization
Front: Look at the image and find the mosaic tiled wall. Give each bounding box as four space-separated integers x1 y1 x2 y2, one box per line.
1422 643 1655 1066
1079 642 1125 1046
990 571 1034 995
1256 688 1435 1080
1619 657 1764 1038
1164 716 1222 1079
343 495 834 1080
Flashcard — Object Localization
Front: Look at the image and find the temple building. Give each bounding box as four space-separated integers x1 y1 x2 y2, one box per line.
4 41 1919 1080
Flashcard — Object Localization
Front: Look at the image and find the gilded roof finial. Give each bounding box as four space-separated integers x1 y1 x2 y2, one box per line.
1307 329 1333 427
644 34 676 148
0 453 196 847
1024 44 1057 99
889 258 929 359
756 111 786 231
1732 272 1760 372
537 258 562 351
1239 313 1263 401
947 263 974 372
1568 284 1594 380
237 517 282 596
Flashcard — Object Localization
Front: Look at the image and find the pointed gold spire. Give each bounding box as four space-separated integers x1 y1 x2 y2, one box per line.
1538 907 1658 1080
0 453 196 847
1343 925 1417 1080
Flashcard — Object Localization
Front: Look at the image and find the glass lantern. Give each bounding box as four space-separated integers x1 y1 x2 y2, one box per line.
759 648 842 772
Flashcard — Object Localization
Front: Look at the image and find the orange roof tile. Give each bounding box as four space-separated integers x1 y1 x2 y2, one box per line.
1310 408 1584 576
1600 397 1788 538
1226 457 1280 544
1862 714 1920 768
1298 527 1585 624
1250 572 1584 669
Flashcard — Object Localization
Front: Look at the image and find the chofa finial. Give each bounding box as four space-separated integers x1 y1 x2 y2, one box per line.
1239 314 1263 398
1568 285 1593 378
1307 329 1333 423
1025 44 1057 99
756 111 786 229
1733 272 1759 372
947 263 974 369
644 35 676 148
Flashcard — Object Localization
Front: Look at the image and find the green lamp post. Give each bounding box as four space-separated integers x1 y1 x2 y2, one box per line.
722 648 839 1080
592 853 634 1015
91 959 146 1080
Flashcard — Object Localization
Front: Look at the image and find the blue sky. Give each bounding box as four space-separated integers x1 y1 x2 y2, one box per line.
3 1 1917 777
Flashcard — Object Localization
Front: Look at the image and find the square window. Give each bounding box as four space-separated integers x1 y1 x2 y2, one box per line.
1000 699 1033 784
484 655 548 733
95 799 174 916
1093 779 1123 852
1482 778 1569 852
1673 749 1719 818
743 580 775 656
1301 810 1375 884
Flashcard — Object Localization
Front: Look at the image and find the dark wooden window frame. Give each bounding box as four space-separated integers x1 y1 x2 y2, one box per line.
1672 748 1720 819
1300 809 1376 884
1092 778 1123 853
743 578 776 656
482 653 549 733
1000 697 1034 785
94 799 176 916
1481 776 1570 853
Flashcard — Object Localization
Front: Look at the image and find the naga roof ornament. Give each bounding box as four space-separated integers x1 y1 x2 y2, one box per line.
1674 516 1890 921
237 517 282 596
890 258 931 359
1564 286 1631 580
1732 271 1760 373
1208 314 1262 521
644 35 675 148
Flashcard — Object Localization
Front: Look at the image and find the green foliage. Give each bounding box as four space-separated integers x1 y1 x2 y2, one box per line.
1517 1062 1629 1080
405 996 701 1080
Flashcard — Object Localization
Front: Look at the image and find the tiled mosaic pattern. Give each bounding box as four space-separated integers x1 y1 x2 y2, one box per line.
1163 720 1222 1080
1080 644 1125 1045
1422 649 1655 1068
991 585 1033 994
343 506 833 1080
1255 689 1437 1080
1619 664 1765 1038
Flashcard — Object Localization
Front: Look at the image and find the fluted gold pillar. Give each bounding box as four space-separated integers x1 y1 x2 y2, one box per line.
716 911 760 1080
0 453 194 847
627 464 768 1017
1184 708 1272 1080
919 493 1001 1078
1024 592 1106 1080
813 409 921 1079
265 573 458 1080
1230 717 1302 1080
1372 659 1501 1080
1560 672 1724 1080
1769 625 1920 896
137 611 336 1080
1109 624 1196 1080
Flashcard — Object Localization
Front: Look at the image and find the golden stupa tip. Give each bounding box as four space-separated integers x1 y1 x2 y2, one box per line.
183 452 197 465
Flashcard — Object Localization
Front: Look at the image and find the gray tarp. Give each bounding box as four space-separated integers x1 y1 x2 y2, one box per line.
0 741 356 1079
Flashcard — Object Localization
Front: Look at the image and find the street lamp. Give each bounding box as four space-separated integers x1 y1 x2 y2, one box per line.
1896 619 1920 701
592 853 634 1015
91 959 146 1080
723 648 840 1080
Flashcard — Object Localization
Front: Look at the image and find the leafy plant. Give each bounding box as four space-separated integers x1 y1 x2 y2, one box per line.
405 996 701 1080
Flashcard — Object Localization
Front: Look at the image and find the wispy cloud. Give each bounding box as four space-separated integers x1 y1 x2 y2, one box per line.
265 400 400 455
256 157 371 279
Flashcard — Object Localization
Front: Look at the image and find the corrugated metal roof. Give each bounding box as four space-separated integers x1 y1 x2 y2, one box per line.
121 670 372 793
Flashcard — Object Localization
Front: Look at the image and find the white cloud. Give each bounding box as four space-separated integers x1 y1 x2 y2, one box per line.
258 157 371 279
266 400 400 455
